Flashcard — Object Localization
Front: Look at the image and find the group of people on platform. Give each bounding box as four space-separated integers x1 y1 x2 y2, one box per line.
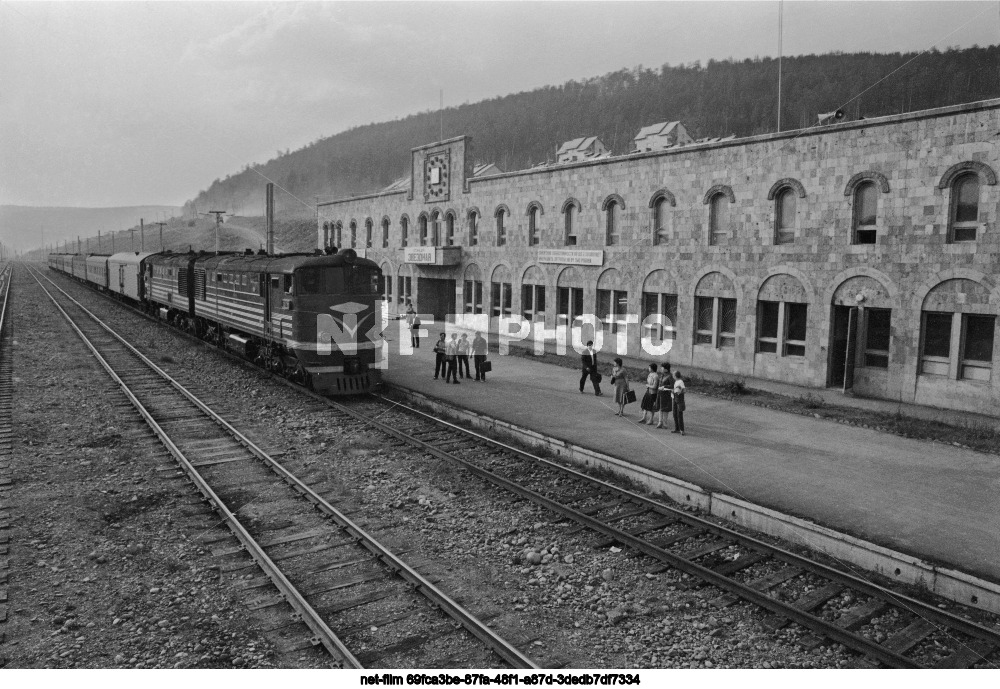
407 304 684 430
580 341 686 434
433 331 490 383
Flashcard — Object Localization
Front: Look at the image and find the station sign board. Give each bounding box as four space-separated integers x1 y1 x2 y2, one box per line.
403 247 437 264
537 249 604 266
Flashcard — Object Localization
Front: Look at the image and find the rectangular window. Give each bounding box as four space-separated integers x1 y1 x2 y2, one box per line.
491 282 512 318
464 280 483 314
521 285 545 321
642 292 678 342
757 301 779 353
596 289 611 331
718 298 737 348
783 303 807 357
696 297 714 345
961 315 995 381
863 308 891 369
920 312 952 376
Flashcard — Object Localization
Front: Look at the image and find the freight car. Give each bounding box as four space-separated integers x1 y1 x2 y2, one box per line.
47 248 384 394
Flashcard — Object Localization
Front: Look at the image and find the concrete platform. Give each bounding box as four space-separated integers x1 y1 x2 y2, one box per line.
380 340 1000 609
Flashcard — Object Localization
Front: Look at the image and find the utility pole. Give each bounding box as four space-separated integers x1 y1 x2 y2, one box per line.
112 231 115 253
129 227 135 252
77 235 81 253
265 184 274 255
155 222 166 251
202 211 227 254
140 218 145 252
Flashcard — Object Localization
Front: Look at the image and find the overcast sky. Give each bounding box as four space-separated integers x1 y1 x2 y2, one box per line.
2 1 998 209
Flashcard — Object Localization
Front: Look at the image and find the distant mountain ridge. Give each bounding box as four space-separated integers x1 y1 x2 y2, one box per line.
185 45 1000 218
1 204 182 252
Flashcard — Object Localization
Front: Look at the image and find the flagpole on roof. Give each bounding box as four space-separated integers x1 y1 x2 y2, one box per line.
777 0 783 133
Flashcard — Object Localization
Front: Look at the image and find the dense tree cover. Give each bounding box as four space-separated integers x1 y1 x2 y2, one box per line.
184 46 1000 218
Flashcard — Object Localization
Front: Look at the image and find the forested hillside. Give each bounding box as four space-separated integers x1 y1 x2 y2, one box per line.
185 45 1000 219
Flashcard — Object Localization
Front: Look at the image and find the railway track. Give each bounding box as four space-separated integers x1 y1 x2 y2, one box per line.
0 264 12 666
26 265 537 669
340 392 1000 669
39 262 1000 668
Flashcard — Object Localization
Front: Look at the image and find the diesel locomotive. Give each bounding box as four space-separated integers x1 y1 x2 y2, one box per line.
48 248 385 394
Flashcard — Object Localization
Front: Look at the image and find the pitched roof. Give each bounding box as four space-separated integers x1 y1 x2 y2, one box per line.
635 121 680 140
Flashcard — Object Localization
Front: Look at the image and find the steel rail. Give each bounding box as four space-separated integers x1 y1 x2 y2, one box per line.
30 265 538 670
372 392 1000 647
306 393 927 668
39 263 999 666
28 267 363 668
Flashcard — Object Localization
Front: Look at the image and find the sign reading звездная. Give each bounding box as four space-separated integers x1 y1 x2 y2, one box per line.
403 247 436 264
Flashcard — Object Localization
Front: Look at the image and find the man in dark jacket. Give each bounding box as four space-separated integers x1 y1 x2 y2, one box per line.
433 333 447 379
472 331 488 381
579 340 602 395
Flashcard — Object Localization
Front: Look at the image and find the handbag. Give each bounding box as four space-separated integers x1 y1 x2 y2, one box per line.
624 389 637 405
595 372 603 384
481 360 492 373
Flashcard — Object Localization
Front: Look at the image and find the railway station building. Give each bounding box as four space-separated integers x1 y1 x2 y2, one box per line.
316 98 1000 415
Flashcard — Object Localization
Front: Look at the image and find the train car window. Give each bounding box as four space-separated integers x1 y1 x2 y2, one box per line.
284 275 293 294
271 276 280 289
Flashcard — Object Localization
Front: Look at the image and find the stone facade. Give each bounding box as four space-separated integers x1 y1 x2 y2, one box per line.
317 99 1000 415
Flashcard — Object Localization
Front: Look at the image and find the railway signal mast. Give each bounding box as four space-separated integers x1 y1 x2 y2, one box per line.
202 210 227 254
154 222 167 251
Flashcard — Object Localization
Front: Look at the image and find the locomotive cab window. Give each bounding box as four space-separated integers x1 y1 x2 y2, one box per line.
295 268 343 296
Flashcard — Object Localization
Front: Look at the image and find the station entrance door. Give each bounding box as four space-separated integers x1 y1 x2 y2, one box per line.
828 305 859 391
417 277 457 323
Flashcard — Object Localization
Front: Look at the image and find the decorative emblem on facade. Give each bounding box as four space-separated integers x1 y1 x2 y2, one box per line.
424 150 451 203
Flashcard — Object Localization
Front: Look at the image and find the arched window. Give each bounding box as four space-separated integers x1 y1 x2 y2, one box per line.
334 221 343 247
365 219 373 248
445 212 456 246
853 182 878 244
468 210 479 246
708 194 729 245
322 221 331 249
418 214 429 246
652 197 670 245
950 173 980 242
496 207 507 246
564 202 578 246
400 216 409 247
430 211 441 246
381 217 390 248
527 204 541 246
349 221 357 248
605 200 620 246
775 188 796 245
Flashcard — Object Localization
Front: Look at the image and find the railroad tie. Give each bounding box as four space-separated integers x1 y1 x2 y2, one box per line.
797 599 889 651
881 618 937 655
710 565 802 608
763 582 843 631
709 551 770 578
933 640 995 669
594 517 677 549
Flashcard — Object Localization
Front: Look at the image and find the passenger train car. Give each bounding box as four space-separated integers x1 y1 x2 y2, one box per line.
47 249 383 394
